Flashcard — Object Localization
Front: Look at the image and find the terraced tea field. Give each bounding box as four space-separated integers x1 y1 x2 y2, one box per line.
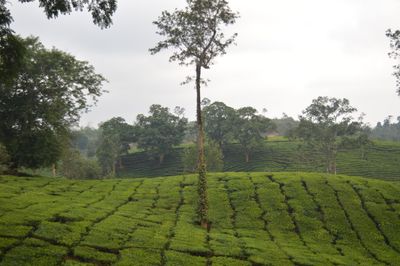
118 140 400 180
0 173 400 265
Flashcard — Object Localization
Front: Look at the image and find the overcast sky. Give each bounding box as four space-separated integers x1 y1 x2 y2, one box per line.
8 0 400 127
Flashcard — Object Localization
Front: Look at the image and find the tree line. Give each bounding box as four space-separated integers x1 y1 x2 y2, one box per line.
2 90 398 180
67 101 274 178
58 96 393 178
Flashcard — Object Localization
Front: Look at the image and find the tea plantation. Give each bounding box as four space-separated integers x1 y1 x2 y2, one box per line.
118 140 400 180
0 172 400 265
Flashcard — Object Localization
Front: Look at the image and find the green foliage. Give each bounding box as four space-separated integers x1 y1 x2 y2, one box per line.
291 96 363 174
233 107 273 162
182 141 224 173
1 238 68 266
60 149 102 179
136 104 187 164
165 250 206 266
203 102 236 147
70 127 100 158
183 121 198 143
116 248 160 266
150 0 238 68
73 246 118 263
0 36 106 169
96 117 135 177
119 139 400 180
371 116 400 141
0 0 117 30
0 33 26 85
272 114 299 136
1 173 400 265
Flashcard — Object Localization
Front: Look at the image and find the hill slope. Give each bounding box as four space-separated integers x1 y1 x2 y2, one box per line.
119 140 400 180
0 173 399 265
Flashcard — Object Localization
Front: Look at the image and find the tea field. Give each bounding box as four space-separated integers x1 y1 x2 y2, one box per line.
0 172 400 265
118 140 400 180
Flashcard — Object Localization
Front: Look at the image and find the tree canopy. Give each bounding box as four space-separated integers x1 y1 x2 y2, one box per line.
203 101 236 147
136 104 187 164
233 107 274 163
96 117 134 176
372 116 400 141
0 0 117 84
291 96 363 174
0 36 106 169
0 0 117 30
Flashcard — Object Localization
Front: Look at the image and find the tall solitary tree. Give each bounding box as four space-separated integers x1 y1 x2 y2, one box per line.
150 0 238 227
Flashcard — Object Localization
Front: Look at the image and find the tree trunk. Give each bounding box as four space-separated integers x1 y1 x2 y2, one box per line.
52 164 57 177
119 158 123 169
332 148 337 175
196 62 208 228
245 152 250 163
326 145 334 174
326 155 330 174
112 162 116 177
159 154 165 165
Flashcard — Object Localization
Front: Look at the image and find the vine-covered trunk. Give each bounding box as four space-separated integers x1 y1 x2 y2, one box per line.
196 63 208 227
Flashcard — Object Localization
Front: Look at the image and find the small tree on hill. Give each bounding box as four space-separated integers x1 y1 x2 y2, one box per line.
150 0 238 226
291 97 363 174
136 105 187 164
233 107 273 163
96 117 134 177
203 101 236 148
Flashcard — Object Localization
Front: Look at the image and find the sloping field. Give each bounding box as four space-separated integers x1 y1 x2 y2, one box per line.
0 173 400 265
118 140 400 180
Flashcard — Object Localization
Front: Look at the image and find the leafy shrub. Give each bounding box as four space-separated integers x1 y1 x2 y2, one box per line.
60 149 102 179
182 141 223 173
0 143 10 174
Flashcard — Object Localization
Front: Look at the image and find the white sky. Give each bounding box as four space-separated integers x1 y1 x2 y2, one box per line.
8 0 400 127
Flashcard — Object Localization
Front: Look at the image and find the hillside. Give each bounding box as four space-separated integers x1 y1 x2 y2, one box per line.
0 172 399 265
118 140 400 180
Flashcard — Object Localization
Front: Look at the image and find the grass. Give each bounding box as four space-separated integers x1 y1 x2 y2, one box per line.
0 172 399 265
117 140 400 180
